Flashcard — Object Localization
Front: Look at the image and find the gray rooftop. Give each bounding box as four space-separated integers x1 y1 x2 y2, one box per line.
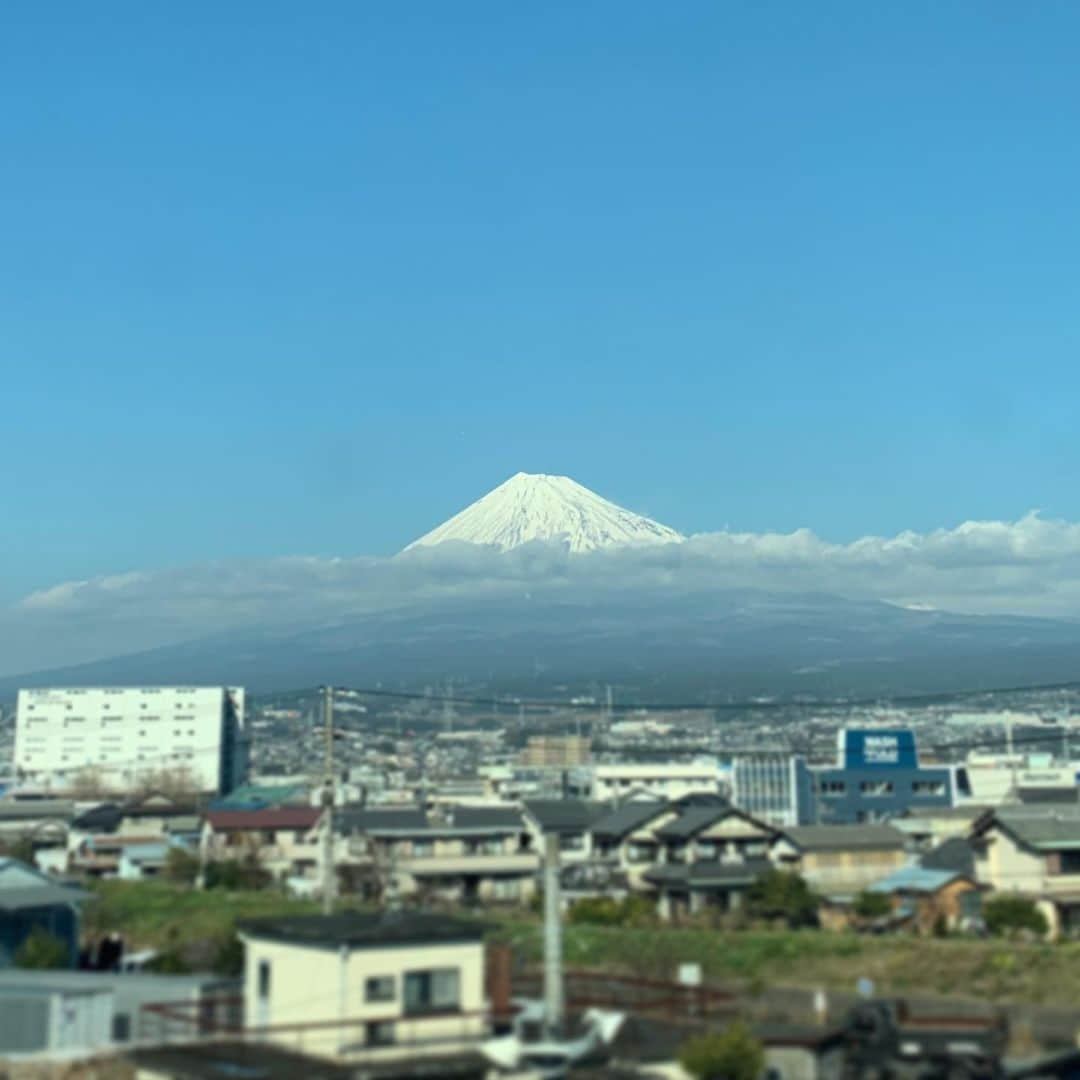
994 808 1080 850
655 804 748 840
591 801 668 841
0 800 74 822
524 799 611 834
780 824 906 852
238 911 486 950
645 857 773 889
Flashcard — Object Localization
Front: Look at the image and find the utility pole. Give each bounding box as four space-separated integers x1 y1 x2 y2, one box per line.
322 685 336 916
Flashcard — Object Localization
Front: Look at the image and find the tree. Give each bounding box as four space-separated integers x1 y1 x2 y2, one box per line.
679 1022 765 1080
984 895 1049 939
853 890 892 922
164 845 200 886
70 766 111 800
134 766 201 802
15 928 69 970
747 869 818 928
0 833 37 866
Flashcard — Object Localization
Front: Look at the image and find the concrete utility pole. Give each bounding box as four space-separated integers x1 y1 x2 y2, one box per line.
321 684 336 916
542 833 565 1037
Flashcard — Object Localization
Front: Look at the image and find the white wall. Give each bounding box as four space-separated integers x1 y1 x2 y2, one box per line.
14 687 245 795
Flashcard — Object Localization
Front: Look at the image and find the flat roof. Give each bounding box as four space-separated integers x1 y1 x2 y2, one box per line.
238 911 487 950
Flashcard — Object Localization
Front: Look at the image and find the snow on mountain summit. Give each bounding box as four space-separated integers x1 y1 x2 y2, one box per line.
403 472 685 554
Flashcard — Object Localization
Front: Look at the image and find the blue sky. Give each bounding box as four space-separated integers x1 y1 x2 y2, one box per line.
5 2 1080 605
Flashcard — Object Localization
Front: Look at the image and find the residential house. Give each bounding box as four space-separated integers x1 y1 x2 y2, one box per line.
589 801 673 889
642 803 777 920
867 866 980 934
0 799 73 863
771 824 908 900
0 857 88 968
237 911 489 1066
970 805 1080 936
522 799 611 864
201 807 321 881
339 805 538 905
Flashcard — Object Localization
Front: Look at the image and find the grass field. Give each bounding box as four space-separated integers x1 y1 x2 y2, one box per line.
84 882 1077 1006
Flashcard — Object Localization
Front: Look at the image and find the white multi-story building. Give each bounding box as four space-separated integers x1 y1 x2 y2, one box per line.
14 687 247 796
589 760 722 802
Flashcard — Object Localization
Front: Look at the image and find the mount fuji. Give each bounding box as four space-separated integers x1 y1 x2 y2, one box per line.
404 472 684 554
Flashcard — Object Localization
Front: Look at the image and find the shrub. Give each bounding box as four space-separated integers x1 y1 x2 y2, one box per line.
679 1021 765 1080
853 890 892 921
164 845 200 886
567 895 656 928
15 928 69 970
205 856 271 891
984 895 1048 939
747 869 818 928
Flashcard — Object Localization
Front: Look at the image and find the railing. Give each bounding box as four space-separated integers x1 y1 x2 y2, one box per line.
139 996 516 1060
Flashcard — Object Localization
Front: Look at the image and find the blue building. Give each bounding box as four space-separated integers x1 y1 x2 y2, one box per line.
812 729 958 825
0 859 88 968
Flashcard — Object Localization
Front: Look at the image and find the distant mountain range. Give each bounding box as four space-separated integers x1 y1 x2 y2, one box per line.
6 474 1080 701
6 586 1080 701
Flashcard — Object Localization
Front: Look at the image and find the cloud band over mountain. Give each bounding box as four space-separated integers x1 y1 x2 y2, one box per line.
4 511 1080 678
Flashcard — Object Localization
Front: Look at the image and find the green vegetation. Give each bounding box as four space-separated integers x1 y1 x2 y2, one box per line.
679 1021 765 1080
0 834 37 865
164 846 200 886
983 896 1049 939
746 869 819 928
853 890 893 921
567 894 656 927
15 928 70 970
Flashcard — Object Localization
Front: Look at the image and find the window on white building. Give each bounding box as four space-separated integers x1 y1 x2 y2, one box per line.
365 975 395 1002
403 968 460 1015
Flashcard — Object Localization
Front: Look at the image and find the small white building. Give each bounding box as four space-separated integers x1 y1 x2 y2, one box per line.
14 687 247 797
237 912 489 1065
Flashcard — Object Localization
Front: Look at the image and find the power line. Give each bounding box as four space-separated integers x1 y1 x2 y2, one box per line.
331 679 1080 715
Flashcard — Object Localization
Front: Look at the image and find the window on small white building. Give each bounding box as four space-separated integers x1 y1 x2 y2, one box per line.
365 975 395 1002
403 968 460 1015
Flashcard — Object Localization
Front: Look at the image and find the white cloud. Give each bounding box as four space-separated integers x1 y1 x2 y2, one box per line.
6 512 1080 676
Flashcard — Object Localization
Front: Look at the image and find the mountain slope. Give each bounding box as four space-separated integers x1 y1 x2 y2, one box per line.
403 472 684 553
7 587 1080 701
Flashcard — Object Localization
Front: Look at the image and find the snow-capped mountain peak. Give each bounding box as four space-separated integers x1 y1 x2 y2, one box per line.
403 472 684 554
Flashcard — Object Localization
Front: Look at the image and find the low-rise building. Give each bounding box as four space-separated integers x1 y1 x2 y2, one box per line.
970 805 1080 936
201 807 321 882
237 912 489 1066
866 866 980 935
771 824 908 900
590 762 722 802
0 857 88 968
340 805 538 905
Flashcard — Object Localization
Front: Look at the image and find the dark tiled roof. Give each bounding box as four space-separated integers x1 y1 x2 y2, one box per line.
645 857 772 889
335 806 430 835
72 803 123 831
206 808 320 831
591 801 668 841
444 806 523 831
921 837 976 877
238 911 486 950
780 825 905 852
655 805 736 840
524 799 611 833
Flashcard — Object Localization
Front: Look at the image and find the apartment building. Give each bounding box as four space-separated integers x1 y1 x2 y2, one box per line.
590 761 722 802
14 687 247 796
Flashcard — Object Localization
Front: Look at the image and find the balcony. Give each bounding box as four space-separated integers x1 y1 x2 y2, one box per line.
399 852 539 877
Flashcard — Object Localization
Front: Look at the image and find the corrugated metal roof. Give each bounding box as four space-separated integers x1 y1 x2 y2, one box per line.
868 865 968 894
